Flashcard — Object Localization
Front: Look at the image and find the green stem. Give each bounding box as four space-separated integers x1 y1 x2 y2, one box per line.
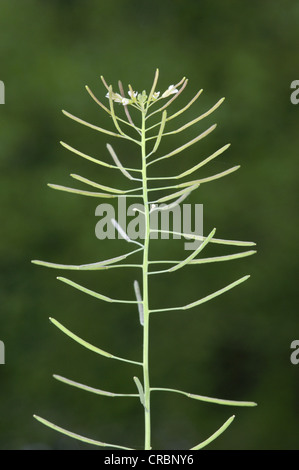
141 105 151 450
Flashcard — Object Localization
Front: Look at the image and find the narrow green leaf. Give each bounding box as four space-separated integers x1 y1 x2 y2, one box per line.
100 75 110 91
32 247 143 271
152 184 199 204
188 250 257 264
62 109 121 138
49 317 142 366
147 165 238 192
158 166 239 191
146 68 160 107
150 229 256 247
57 276 139 304
146 144 231 181
149 250 256 269
47 183 117 198
33 415 134 450
32 260 141 271
70 174 127 194
149 251 256 275
151 387 257 407
61 141 114 168
190 415 235 450
178 143 231 178
107 85 126 137
85 85 111 114
182 165 240 185
150 275 250 313
166 89 203 122
184 275 250 310
60 141 141 173
147 124 216 166
150 190 192 213
164 98 225 136
150 110 167 155
169 228 216 272
53 374 138 398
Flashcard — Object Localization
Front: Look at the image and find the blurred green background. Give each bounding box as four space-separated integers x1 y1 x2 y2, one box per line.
0 0 298 450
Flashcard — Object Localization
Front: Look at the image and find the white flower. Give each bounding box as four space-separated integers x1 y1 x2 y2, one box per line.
162 85 178 98
106 91 119 102
106 91 132 106
152 91 160 100
128 90 138 99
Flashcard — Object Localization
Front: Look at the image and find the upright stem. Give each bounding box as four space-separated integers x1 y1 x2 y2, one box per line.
141 105 151 450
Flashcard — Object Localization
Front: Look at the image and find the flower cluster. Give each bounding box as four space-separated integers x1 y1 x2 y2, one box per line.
106 84 178 106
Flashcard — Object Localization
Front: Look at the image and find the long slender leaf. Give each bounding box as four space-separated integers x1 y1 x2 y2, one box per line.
150 229 256 247
190 415 235 450
149 166 239 191
147 166 239 193
151 388 257 407
178 143 231 178
85 85 111 114
163 97 225 136
150 110 167 155
49 317 142 366
48 183 143 198
148 250 256 269
62 109 121 138
152 184 199 204
149 189 193 214
166 89 203 122
181 166 240 185
146 144 231 181
146 68 160 108
60 141 141 173
70 174 127 194
32 248 143 271
47 183 118 198
53 374 138 398
33 415 134 450
169 228 216 272
57 276 139 304
147 124 216 166
150 275 250 313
